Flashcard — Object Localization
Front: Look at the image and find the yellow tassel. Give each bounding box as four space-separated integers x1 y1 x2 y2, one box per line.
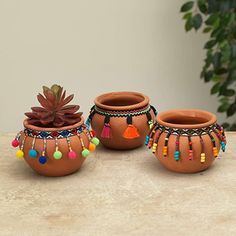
123 125 140 139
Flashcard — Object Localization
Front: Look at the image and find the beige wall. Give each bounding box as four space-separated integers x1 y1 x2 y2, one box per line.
0 0 223 132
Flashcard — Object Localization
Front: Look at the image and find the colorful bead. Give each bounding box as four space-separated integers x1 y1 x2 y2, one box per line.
200 153 206 163
174 151 180 161
68 151 77 160
221 141 226 152
16 150 24 158
39 156 47 164
12 139 19 148
152 143 157 153
89 143 96 152
189 150 193 160
145 136 150 146
91 137 100 146
28 149 37 158
148 138 154 148
163 146 168 156
213 147 218 157
82 149 90 158
53 151 62 160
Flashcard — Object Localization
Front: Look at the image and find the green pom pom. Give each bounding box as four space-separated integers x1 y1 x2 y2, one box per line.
53 151 62 160
82 149 90 158
91 137 100 146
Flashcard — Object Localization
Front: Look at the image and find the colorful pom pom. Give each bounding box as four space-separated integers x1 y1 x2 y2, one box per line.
16 150 24 158
82 149 90 158
39 156 47 164
89 143 96 152
12 139 19 148
29 149 37 158
68 151 77 160
53 151 62 160
91 137 100 146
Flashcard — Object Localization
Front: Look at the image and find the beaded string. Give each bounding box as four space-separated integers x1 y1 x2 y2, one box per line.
39 138 47 164
152 130 163 154
174 135 180 161
78 134 90 158
213 129 226 152
53 138 62 160
16 134 26 158
163 131 171 157
200 135 206 163
188 135 193 160
29 136 37 158
208 132 218 158
66 137 77 160
145 123 158 145
146 112 154 129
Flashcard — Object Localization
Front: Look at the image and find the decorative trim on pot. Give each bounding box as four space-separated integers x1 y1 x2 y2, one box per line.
145 122 227 163
12 123 100 165
86 105 158 139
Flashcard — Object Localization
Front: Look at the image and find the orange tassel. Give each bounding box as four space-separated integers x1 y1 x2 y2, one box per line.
123 124 140 139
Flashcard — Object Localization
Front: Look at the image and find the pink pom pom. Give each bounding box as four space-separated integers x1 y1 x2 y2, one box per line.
68 151 77 160
12 139 19 148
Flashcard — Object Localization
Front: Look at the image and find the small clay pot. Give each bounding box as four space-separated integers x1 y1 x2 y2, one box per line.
12 117 99 177
146 109 226 173
88 91 157 150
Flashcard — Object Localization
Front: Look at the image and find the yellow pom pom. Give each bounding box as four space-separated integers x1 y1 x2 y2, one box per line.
16 149 24 158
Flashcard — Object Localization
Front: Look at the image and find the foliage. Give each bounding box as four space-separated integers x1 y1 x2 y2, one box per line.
25 85 82 128
181 0 236 130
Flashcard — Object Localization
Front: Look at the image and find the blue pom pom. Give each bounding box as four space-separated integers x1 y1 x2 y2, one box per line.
29 149 37 158
39 156 47 164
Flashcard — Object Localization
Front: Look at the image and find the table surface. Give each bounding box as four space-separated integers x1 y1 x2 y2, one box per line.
0 132 235 236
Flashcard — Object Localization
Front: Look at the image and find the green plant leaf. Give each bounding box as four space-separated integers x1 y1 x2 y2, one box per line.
210 82 221 94
221 122 230 129
185 17 193 31
203 27 212 33
180 1 194 12
227 103 236 117
204 40 216 49
222 89 235 97
205 14 219 25
192 14 203 30
197 0 208 14
218 103 230 112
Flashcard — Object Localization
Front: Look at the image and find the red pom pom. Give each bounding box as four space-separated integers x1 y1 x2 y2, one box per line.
68 151 77 160
12 139 19 148
90 130 96 137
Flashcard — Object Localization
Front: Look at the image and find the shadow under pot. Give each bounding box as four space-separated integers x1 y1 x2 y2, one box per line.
11 117 99 177
87 91 157 150
145 109 226 173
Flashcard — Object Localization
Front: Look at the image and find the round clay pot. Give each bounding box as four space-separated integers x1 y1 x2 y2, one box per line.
13 117 98 177
88 91 157 150
146 109 226 173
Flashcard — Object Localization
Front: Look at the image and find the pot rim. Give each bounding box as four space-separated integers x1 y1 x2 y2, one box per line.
23 116 85 132
94 91 149 111
156 109 217 129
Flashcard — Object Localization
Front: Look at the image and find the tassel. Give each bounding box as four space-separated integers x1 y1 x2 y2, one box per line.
123 115 140 139
101 115 112 139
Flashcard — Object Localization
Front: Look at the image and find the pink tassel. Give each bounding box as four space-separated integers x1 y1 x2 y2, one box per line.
101 123 111 138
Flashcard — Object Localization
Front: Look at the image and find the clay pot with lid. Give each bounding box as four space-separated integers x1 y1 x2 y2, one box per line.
87 91 157 150
146 109 226 173
12 117 99 177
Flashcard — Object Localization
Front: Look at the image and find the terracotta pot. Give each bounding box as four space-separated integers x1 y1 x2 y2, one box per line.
12 117 99 177
146 109 226 173
88 91 157 150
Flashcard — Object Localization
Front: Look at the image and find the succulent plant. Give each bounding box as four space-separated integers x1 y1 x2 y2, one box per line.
25 85 82 127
